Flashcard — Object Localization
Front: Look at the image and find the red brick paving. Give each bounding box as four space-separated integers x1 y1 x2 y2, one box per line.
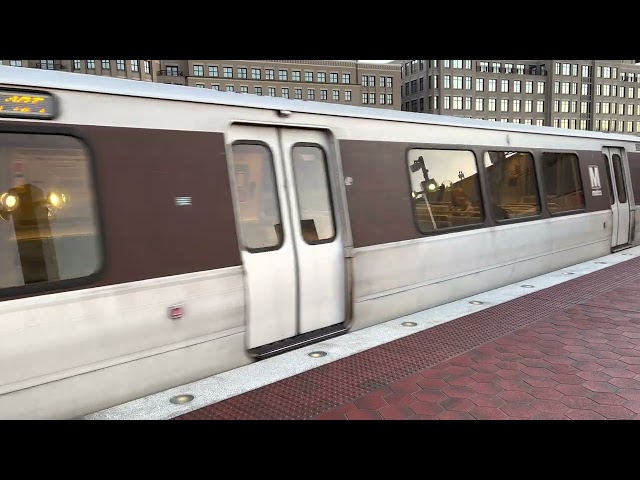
176 255 640 420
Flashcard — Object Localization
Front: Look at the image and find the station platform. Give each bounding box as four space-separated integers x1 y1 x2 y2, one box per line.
85 245 640 420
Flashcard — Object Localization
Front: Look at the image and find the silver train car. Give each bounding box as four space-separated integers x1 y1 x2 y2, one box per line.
1 66 639 419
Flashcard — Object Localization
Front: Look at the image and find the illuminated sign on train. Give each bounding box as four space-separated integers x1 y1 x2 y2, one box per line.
0 90 57 119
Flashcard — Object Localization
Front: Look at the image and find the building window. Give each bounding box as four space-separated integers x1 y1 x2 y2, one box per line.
308 89 315 100
369 93 375 104
513 99 521 112
453 76 463 89
116 60 125 71
9 60 22 67
282 88 289 99
212 85 220 90
252 68 261 80
387 94 393 105
406 148 484 234
195 83 205 88
475 98 484 111
193 65 203 76
237 68 247 79
266 69 275 80
209 66 219 77
329 73 338 83
223 67 233 78
102 60 110 70
254 86 262 95
240 86 248 93
345 90 352 101
489 79 497 92
226 85 234 92
501 79 509 93
525 81 533 94
343 73 351 84
514 80 521 93
501 99 509 112
537 82 544 94
362 93 368 104
144 61 151 74
279 70 288 81
318 72 326 83
292 70 301 82
333 90 340 101
379 93 386 104
130 60 139 72
305 72 313 82
73 60 82 70
537 100 544 113
268 87 276 97
386 77 393 87
320 89 327 100
295 88 302 99
452 96 463 110
0 133 102 290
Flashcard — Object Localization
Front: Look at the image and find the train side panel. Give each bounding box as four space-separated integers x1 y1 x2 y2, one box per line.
0 106 249 418
628 151 640 245
339 133 615 330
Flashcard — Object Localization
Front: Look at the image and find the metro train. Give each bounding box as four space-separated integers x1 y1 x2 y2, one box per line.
1 65 640 419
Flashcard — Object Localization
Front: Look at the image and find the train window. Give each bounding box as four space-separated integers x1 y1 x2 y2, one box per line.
612 154 627 203
628 157 640 204
231 143 283 252
541 152 585 213
0 133 102 290
483 151 541 220
603 157 615 206
407 149 484 233
291 145 336 244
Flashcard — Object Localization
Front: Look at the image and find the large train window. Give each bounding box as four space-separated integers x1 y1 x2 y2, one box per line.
291 144 336 244
541 152 585 214
0 133 102 290
483 151 541 220
406 149 484 233
231 143 283 252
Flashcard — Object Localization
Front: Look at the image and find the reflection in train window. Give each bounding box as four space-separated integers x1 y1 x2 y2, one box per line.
291 145 336 244
0 133 102 290
407 149 484 233
612 154 627 203
231 143 283 252
603 156 615 206
541 152 585 213
483 151 541 220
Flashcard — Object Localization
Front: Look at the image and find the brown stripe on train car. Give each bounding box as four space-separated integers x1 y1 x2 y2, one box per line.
628 151 640 205
340 140 614 249
0 122 241 302
339 140 422 248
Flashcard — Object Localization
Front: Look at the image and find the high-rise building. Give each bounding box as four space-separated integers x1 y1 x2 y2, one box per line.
400 60 640 135
2 59 401 110
1 59 160 82
157 60 401 109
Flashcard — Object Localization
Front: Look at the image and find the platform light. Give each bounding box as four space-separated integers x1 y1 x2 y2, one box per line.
169 394 194 405
562 272 574 275
308 351 327 358
0 192 19 211
469 300 485 305
401 321 418 327
595 261 608 264
521 284 535 288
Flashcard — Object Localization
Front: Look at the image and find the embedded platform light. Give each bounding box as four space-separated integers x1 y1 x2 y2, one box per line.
521 284 535 288
595 261 608 264
562 272 575 275
401 321 418 327
308 351 327 358
469 300 485 305
169 394 194 405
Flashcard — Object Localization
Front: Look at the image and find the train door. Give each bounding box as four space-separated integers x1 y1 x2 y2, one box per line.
226 124 346 353
603 147 631 248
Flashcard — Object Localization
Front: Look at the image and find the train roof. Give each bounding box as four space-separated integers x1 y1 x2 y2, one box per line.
2 65 640 145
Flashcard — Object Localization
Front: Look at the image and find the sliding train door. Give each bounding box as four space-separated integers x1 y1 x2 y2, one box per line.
226 124 346 353
603 147 631 248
